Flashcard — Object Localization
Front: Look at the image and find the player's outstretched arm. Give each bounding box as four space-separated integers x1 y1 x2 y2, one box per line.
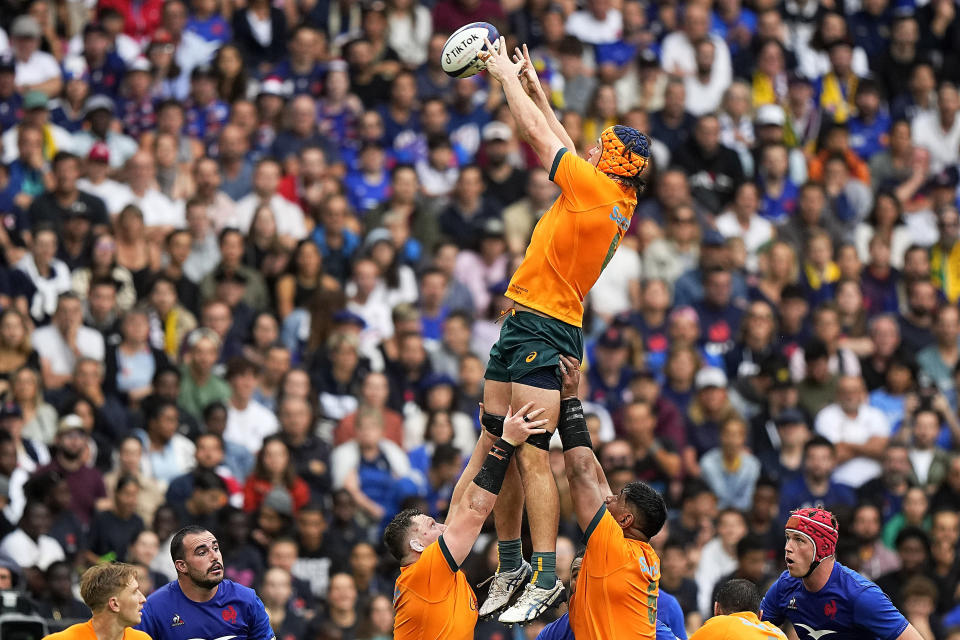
556 356 607 532
481 37 565 171
896 624 925 640
441 403 549 567
514 44 577 155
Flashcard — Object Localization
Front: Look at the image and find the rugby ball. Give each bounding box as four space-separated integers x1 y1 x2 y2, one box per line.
441 22 501 79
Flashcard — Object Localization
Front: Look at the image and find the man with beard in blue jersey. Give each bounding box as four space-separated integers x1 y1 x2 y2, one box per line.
136 526 274 640
760 506 923 640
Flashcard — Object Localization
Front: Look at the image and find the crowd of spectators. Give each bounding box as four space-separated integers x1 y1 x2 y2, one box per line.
1 0 960 638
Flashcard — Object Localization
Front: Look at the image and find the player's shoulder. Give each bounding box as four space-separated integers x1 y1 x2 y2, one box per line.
44 621 92 640
833 562 882 595
219 579 263 605
124 629 153 640
764 570 802 599
144 579 181 605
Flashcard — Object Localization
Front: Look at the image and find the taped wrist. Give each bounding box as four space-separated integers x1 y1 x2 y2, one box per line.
472 438 516 495
481 412 505 437
558 398 592 451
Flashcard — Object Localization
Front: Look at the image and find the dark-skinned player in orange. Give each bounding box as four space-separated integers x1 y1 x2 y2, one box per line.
476 37 653 624
557 355 667 639
384 402 548 640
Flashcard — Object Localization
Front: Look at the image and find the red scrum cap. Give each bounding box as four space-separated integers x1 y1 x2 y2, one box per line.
786 506 839 564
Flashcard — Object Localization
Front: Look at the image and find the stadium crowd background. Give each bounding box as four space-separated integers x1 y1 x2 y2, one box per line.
0 0 959 637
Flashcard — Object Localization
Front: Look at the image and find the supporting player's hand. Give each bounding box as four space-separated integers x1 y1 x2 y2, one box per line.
502 402 548 446
558 355 581 400
480 36 522 83
513 44 543 99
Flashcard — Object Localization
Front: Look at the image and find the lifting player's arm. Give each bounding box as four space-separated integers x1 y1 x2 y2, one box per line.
481 37 566 172
513 43 577 155
441 403 549 568
555 355 608 532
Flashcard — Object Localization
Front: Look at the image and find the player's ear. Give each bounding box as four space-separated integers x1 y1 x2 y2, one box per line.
409 538 425 553
618 512 633 529
108 596 120 613
714 602 720 617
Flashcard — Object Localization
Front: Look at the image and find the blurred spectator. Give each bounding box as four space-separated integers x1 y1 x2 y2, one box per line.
852 502 901 580
0 500 65 572
331 407 417 525
261 566 308 639
779 435 856 517
36 414 105 525
178 329 230 420
34 560 91 619
243 435 310 514
136 398 196 484
814 375 891 487
694 508 746 617
224 357 279 455
84 473 144 563
99 435 165 526
700 417 761 511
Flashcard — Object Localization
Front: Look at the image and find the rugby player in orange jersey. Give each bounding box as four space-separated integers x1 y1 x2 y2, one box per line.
476 38 653 625
556 355 667 640
689 579 787 640
384 402 548 640
43 563 149 640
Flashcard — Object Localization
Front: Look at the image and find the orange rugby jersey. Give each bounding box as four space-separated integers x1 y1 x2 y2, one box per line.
688 611 787 640
507 148 639 328
569 507 661 640
393 537 478 640
44 620 152 640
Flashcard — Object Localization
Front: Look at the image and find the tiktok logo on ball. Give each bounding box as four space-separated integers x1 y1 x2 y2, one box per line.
445 34 481 64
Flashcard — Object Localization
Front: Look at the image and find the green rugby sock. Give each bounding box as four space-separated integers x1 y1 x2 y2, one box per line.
498 538 523 572
530 551 556 589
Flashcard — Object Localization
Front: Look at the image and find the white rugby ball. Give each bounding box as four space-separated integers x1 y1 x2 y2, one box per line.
441 22 501 79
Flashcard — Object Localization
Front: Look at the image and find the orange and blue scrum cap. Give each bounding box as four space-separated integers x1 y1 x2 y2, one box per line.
596 125 651 179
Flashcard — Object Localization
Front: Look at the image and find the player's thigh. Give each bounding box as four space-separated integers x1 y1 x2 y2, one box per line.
483 379 512 416
509 381 561 433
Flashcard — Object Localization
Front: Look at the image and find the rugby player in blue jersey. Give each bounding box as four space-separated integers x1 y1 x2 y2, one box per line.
136 526 274 640
760 507 923 640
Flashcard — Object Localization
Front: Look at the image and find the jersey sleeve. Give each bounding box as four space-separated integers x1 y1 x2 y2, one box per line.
852 583 909 640
759 575 785 626
399 539 457 598
247 591 276 640
550 149 618 211
657 619 680 640
658 592 687 640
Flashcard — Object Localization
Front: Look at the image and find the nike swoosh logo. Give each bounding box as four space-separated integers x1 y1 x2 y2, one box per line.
795 623 837 640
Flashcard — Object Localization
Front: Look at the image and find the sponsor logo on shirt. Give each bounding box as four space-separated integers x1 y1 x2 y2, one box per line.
824 600 837 620
172 614 184 627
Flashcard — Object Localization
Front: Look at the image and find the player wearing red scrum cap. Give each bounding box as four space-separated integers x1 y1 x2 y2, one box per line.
759 506 923 640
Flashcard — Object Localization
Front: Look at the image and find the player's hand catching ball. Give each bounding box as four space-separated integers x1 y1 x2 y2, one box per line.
502 401 548 446
513 44 544 100
559 355 581 400
480 36 522 83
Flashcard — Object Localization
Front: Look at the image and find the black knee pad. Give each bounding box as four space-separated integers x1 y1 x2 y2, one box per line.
515 367 562 390
526 429 553 451
481 412 505 437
